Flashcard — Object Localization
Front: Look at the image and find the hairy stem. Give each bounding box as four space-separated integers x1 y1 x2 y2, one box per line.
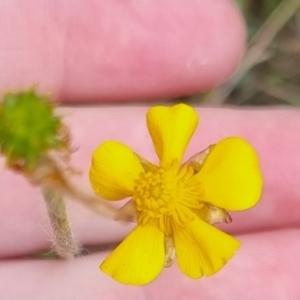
30 156 119 219
61 181 117 219
42 186 79 259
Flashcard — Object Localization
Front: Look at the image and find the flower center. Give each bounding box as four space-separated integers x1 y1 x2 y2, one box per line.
133 162 203 234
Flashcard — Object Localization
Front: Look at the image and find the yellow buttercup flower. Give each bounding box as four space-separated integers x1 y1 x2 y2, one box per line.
89 104 263 285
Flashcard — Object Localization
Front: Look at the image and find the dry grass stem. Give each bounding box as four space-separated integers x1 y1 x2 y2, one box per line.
202 0 300 104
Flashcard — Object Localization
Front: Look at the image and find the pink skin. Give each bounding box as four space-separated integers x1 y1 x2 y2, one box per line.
1 1 300 299
0 0 244 101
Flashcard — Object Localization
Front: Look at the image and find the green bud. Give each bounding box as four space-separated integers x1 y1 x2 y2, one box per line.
0 89 66 173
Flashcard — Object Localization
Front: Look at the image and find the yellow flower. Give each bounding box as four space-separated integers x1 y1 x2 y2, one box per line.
89 104 263 285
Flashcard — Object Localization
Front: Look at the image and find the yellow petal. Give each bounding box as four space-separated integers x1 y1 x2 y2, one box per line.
146 104 198 164
100 225 165 285
197 137 263 211
174 216 240 279
89 141 144 200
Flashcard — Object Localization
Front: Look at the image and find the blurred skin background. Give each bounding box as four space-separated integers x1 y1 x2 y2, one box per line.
0 1 300 299
1 0 299 104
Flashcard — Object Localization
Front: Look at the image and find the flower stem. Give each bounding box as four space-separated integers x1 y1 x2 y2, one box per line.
30 156 120 219
41 186 79 259
61 181 117 219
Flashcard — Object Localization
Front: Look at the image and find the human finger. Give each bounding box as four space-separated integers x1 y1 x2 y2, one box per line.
1 106 299 257
0 229 299 299
0 0 245 102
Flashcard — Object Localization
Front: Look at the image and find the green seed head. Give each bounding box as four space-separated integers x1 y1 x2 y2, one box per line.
0 89 66 173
